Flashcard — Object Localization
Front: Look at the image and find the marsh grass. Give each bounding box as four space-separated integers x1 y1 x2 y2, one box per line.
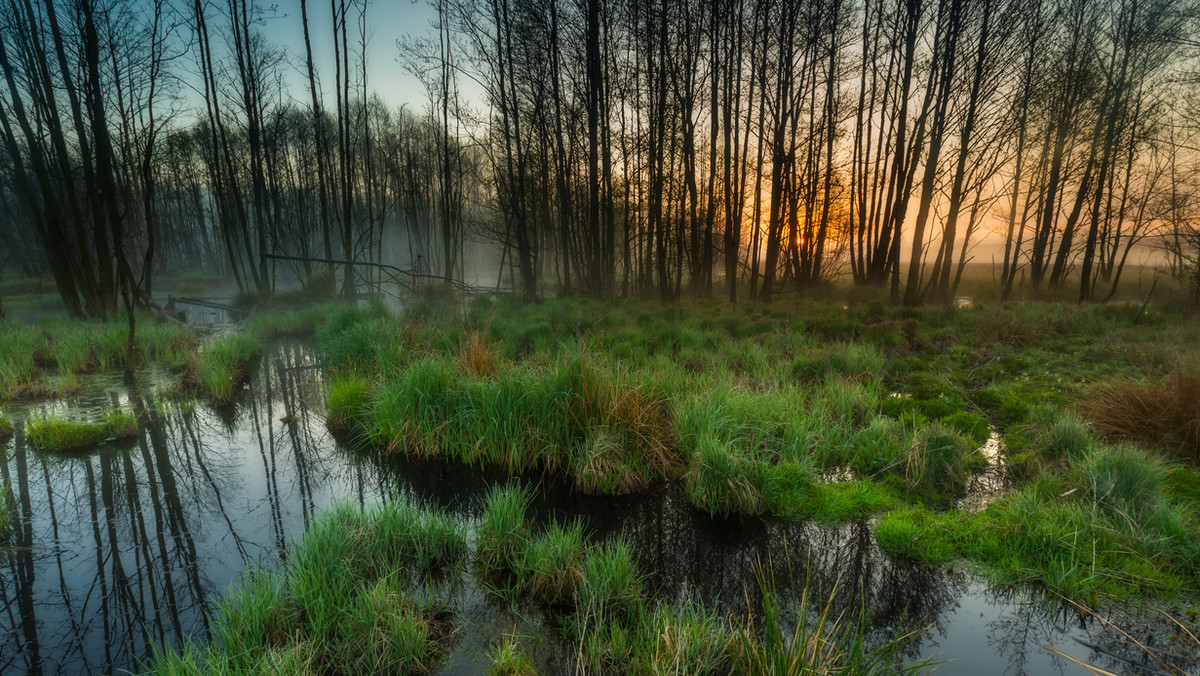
305 295 1200 603
577 539 641 621
361 351 677 493
489 635 538 676
736 562 935 675
520 520 587 605
0 414 13 440
477 484 532 572
140 499 465 676
458 331 498 377
902 423 982 496
1 318 196 401
192 332 261 404
875 443 1200 599
1079 374 1200 462
25 409 138 451
324 374 371 430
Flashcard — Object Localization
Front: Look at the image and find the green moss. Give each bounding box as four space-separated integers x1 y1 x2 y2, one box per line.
875 506 959 563
792 481 902 522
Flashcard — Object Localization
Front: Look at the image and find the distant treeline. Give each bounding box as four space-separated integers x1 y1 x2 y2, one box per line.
1 0 1198 317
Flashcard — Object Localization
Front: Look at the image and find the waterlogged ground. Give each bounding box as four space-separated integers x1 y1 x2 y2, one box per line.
0 343 1188 675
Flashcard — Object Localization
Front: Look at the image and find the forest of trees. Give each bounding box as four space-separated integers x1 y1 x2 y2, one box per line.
1 0 1199 318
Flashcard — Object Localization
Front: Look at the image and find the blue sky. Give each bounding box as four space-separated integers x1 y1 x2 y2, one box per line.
260 0 440 111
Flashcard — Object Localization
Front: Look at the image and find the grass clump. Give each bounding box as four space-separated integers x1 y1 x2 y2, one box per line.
736 564 933 675
874 506 959 563
25 409 138 451
140 499 465 676
0 413 13 440
902 423 982 497
477 484 532 572
325 374 371 431
193 332 261 404
490 635 537 676
519 520 587 605
790 343 884 383
1079 374 1200 463
577 539 641 621
362 352 677 493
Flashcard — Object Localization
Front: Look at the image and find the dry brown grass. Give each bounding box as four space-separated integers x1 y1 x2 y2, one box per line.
456 332 496 378
1079 374 1200 463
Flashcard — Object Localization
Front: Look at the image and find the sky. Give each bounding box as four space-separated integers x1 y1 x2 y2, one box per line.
259 0 440 113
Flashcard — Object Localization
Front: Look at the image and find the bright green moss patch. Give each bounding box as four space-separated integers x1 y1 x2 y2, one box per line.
791 480 903 523
874 506 959 563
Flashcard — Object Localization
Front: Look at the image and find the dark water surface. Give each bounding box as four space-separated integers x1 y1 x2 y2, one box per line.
0 343 1175 675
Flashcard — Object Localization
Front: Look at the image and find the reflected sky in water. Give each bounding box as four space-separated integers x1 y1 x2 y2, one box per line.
0 342 1168 676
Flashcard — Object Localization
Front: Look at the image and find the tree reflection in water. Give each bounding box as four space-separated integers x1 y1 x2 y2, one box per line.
0 342 1171 676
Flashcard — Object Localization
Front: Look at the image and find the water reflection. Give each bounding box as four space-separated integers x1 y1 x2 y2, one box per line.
0 342 384 675
0 342 1187 676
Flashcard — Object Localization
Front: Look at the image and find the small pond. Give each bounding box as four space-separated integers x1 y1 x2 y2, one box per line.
0 342 1180 675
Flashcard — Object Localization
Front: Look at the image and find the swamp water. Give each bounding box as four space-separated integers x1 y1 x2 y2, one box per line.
0 342 1181 675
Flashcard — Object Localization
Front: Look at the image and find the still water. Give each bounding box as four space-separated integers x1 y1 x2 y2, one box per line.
0 342 1175 675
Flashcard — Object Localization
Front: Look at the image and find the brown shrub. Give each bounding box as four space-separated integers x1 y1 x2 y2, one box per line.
1078 374 1200 463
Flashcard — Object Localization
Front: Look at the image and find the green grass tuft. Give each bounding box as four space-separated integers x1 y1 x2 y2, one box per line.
325 374 371 430
519 520 587 605
489 635 538 676
140 498 463 676
194 332 261 404
477 484 532 572
25 409 137 451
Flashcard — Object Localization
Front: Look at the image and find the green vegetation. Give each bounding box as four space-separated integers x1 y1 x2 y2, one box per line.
736 565 934 675
324 374 371 430
875 417 1200 600
479 487 736 675
24 409 139 451
297 294 1200 604
191 332 261 404
472 486 931 675
139 499 467 676
490 636 538 676
0 318 196 400
0 413 13 440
